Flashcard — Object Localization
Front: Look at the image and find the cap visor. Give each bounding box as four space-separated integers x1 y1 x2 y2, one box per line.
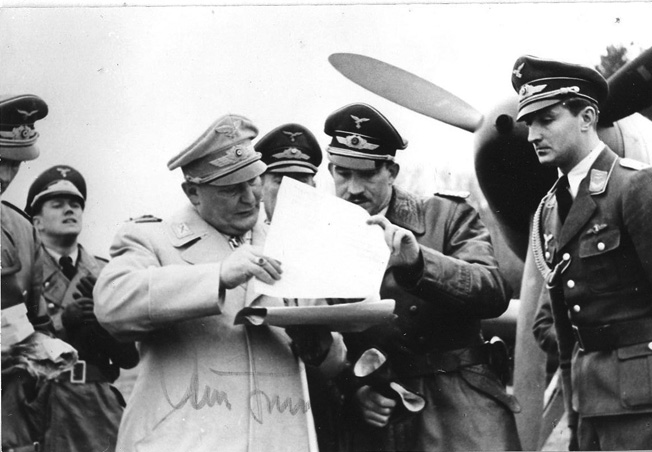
209 159 267 186
516 99 563 121
0 144 40 161
266 164 316 175
327 153 378 171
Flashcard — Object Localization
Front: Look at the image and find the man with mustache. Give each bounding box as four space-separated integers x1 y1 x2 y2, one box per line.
515 55 652 450
24 165 139 452
325 103 521 451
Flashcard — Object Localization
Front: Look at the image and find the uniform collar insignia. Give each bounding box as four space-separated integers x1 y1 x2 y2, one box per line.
350 115 370 129
174 222 193 239
543 233 553 249
589 169 608 193
519 83 546 99
282 130 303 142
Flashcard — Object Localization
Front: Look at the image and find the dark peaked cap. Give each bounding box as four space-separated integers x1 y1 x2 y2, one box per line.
324 103 407 170
0 94 49 161
255 123 322 175
511 55 608 121
25 165 86 216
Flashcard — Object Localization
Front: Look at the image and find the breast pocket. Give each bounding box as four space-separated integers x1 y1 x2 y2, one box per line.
579 229 621 292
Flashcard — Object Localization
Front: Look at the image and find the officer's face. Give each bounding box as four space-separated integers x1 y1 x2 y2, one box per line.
185 176 263 236
33 196 84 239
329 163 398 215
0 159 21 195
525 103 587 172
262 172 315 221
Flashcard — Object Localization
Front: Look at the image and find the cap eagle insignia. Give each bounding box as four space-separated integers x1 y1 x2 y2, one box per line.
56 167 71 178
214 120 242 139
350 115 369 129
512 62 524 79
282 131 303 142
16 108 40 120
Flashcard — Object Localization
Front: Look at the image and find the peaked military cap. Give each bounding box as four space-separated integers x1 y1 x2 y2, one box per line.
255 123 322 175
324 103 407 170
0 94 49 161
511 55 609 121
25 165 86 216
168 114 267 186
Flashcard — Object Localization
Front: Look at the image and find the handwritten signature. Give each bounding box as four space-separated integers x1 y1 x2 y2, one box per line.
162 367 311 424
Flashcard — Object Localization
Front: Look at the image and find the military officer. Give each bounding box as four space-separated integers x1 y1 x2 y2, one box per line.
514 55 652 450
94 114 345 452
325 103 521 451
255 123 322 222
255 123 347 451
1 94 55 452
1 94 53 343
24 165 139 452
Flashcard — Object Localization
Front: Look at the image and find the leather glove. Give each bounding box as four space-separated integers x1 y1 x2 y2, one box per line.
61 296 97 330
75 275 97 299
285 325 333 367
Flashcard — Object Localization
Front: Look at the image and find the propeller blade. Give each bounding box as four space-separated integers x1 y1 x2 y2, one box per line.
329 53 483 133
601 46 652 124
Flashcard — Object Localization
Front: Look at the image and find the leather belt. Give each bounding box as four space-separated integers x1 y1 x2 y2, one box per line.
393 345 489 378
55 360 107 384
572 316 652 352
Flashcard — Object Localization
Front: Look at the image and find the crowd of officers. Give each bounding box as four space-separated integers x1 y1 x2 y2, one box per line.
2 53 652 452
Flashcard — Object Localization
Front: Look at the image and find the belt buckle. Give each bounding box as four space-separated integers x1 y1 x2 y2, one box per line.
70 360 86 384
572 325 585 352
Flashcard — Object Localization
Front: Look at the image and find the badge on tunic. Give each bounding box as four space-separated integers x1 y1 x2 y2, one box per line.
174 222 192 239
589 169 608 193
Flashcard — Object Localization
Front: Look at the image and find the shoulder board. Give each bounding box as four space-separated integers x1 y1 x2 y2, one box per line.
129 214 162 223
1 200 32 221
619 158 650 171
434 190 470 201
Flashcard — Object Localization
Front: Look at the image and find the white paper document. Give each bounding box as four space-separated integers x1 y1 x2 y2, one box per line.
254 177 390 298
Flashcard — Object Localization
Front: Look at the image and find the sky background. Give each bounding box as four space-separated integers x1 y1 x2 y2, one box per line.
2 2 651 256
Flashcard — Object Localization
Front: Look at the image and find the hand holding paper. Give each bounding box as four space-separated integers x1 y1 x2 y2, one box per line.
254 177 390 299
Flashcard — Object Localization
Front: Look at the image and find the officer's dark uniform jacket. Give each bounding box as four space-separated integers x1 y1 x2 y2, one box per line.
534 146 652 419
40 244 139 452
344 186 521 450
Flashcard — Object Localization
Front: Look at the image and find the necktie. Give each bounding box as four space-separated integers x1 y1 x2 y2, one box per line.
59 255 77 280
555 175 573 224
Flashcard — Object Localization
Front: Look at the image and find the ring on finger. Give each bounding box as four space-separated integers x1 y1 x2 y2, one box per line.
257 257 266 266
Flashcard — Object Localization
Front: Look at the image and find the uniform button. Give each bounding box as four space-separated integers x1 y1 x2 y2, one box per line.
48 303 55 310
545 251 551 259
44 281 50 288
409 305 418 314
573 305 581 313
648 342 652 351
567 280 575 289
597 242 605 251
563 253 571 261
22 290 28 296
